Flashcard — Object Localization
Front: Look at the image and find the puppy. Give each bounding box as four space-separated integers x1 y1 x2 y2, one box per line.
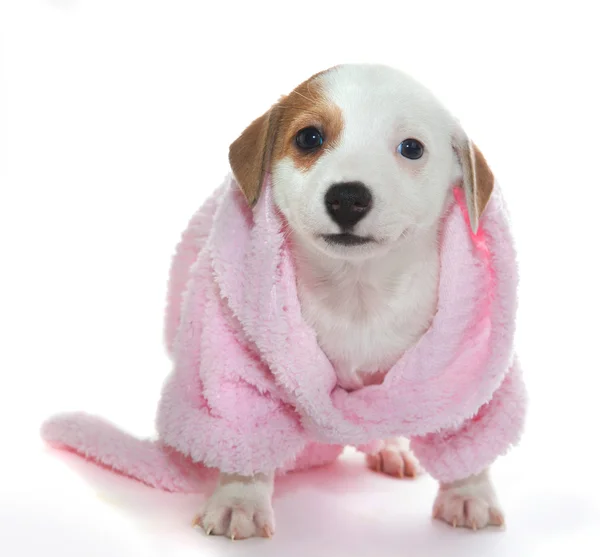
199 64 503 539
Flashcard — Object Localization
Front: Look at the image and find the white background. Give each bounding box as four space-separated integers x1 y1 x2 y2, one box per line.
2 1 600 555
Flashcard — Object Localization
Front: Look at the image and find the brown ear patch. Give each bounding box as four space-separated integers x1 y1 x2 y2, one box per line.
455 138 495 232
471 143 494 221
228 108 279 207
228 67 343 206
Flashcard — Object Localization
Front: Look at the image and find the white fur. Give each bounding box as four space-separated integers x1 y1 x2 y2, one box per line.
201 64 500 538
289 228 440 389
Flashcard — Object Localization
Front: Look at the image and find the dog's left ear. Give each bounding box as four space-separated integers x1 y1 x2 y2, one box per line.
229 107 279 207
453 133 495 233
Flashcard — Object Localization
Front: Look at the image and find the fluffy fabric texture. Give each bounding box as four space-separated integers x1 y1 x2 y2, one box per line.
41 174 526 489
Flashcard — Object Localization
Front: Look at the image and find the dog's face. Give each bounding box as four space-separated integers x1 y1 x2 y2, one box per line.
229 64 494 260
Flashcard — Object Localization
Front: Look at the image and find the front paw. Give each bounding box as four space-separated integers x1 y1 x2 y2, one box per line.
193 478 275 540
366 438 419 478
433 473 504 530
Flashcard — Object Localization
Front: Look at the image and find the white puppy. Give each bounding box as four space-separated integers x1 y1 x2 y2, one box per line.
198 64 502 539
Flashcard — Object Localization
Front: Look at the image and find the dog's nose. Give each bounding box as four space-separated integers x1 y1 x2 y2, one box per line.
324 182 373 228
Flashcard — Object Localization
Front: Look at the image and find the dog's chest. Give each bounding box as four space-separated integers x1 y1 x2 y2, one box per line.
295 251 440 391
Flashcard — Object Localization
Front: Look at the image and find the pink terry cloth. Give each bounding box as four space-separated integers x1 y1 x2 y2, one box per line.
41 174 527 491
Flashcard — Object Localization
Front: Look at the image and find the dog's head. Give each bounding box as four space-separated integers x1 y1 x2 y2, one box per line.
229 64 493 260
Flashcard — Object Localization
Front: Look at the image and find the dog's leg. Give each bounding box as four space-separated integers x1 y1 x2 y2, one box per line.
194 472 275 540
432 467 504 530
365 437 420 478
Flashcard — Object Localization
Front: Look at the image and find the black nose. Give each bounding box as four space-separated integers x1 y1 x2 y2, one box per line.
324 182 373 229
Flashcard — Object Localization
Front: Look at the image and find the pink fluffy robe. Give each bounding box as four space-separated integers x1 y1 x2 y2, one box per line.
41 175 527 491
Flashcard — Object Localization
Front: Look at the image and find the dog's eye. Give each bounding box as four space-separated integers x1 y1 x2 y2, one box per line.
295 127 324 151
397 138 424 160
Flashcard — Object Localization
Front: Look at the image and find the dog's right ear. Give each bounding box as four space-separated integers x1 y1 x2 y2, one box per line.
229 107 279 207
452 130 495 234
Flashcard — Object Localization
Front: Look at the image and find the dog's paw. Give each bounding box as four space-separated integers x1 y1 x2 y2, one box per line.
193 479 275 540
432 474 504 530
366 439 419 478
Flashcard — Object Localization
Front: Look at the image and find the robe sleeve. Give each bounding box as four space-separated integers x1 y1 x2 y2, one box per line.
410 360 527 483
157 244 309 476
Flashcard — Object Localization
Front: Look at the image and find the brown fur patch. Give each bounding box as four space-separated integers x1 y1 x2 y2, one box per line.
228 110 278 206
271 75 344 171
471 143 494 218
454 138 495 232
228 67 342 205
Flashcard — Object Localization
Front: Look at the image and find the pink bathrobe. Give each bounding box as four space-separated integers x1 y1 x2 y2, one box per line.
41 175 526 491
